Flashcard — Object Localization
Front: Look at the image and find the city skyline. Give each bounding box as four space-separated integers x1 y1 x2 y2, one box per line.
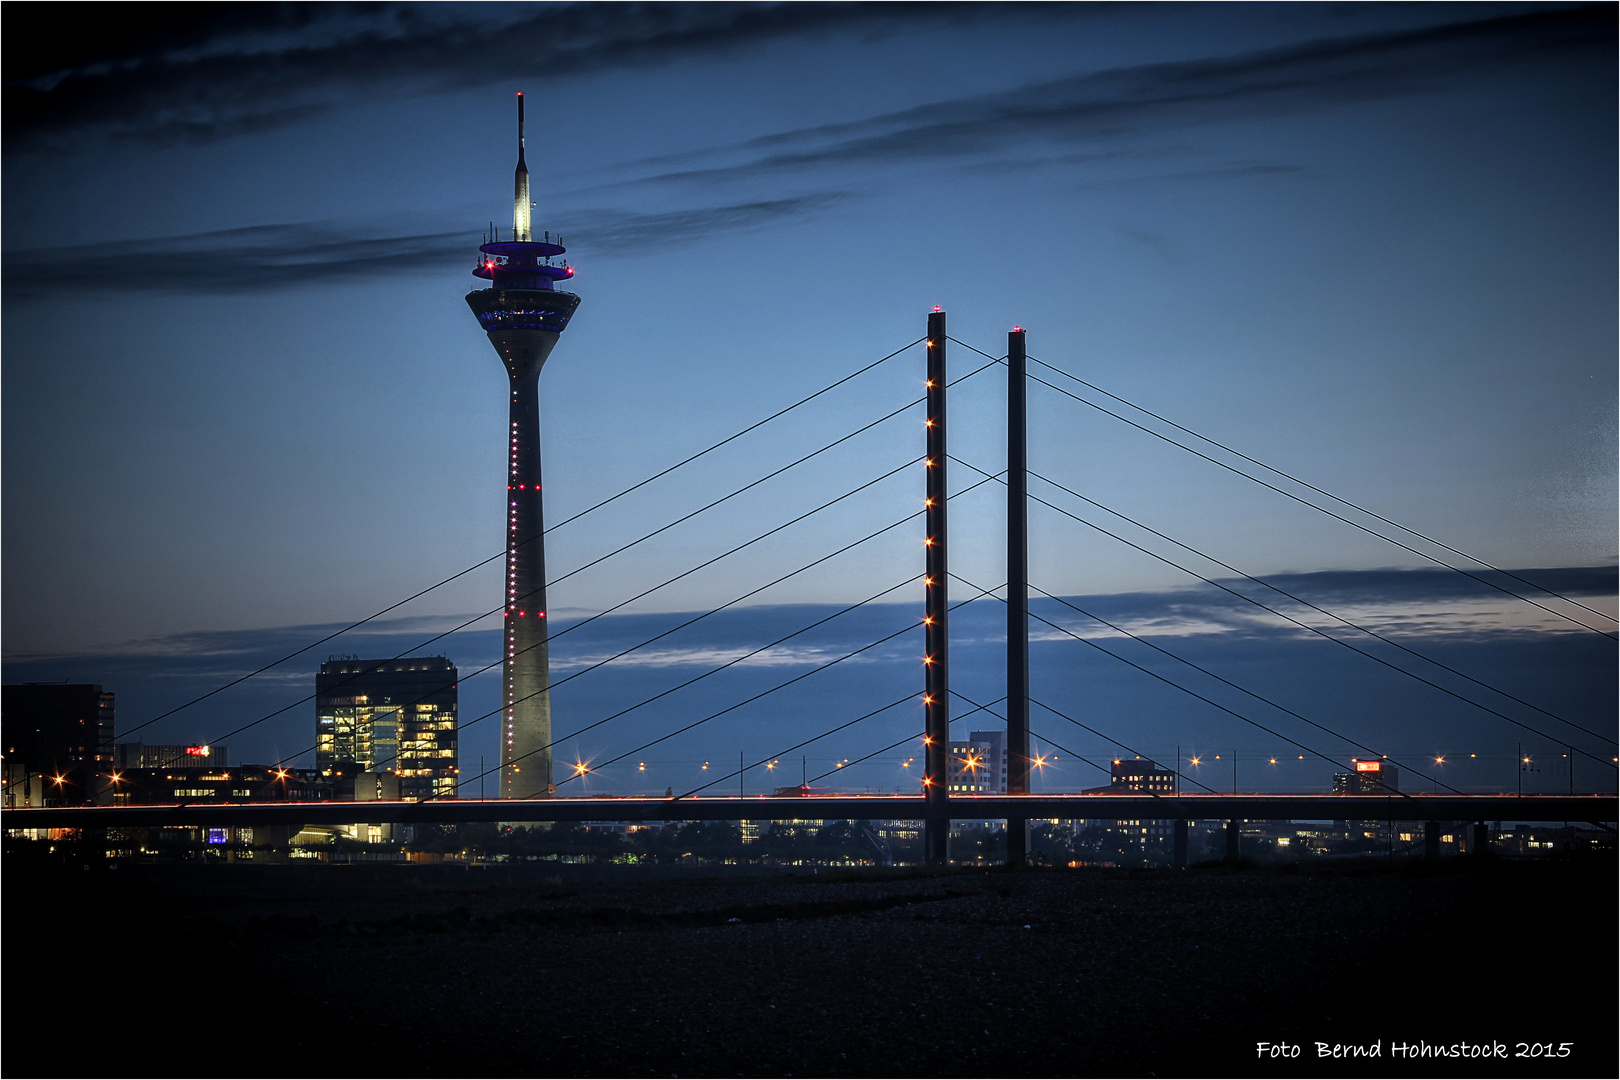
4 4 1613 790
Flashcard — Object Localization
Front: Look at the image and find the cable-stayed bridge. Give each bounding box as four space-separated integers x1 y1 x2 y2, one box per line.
10 313 1617 856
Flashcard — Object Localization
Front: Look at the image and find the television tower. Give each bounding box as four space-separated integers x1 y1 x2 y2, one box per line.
466 92 580 798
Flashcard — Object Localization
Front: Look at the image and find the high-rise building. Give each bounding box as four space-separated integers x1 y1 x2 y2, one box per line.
1078 757 1178 851
948 729 1008 794
315 657 458 801
2 683 115 806
466 92 580 799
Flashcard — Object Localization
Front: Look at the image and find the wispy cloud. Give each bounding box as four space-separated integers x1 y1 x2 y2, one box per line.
554 643 873 671
2 194 848 298
4 3 1074 150
612 7 1612 188
1029 593 1617 646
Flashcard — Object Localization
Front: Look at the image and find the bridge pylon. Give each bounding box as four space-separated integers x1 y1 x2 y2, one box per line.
924 309 950 864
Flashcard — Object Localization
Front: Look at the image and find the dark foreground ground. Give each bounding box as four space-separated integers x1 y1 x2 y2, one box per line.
9 856 1615 1078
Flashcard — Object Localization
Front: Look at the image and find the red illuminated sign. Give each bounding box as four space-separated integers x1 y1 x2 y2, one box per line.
1354 761 1381 772
185 745 210 757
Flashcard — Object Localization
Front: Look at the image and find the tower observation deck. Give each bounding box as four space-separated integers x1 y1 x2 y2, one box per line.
466 92 580 798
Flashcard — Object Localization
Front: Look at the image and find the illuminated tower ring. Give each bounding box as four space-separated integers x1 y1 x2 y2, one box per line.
466 92 579 798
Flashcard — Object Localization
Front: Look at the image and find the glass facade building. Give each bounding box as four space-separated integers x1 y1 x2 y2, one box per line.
316 657 458 800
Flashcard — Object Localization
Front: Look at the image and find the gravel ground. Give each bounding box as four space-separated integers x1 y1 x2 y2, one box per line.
12 859 1614 1078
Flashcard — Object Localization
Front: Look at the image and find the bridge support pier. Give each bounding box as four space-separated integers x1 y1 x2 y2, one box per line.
1173 819 1189 869
1225 819 1240 862
1472 820 1490 856
1425 820 1441 861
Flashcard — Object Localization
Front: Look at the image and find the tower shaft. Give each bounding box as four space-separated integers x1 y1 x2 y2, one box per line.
468 293 579 797
502 338 553 798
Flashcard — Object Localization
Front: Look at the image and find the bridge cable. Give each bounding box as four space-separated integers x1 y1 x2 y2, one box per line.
1024 349 1615 627
76 351 987 792
805 732 924 787
92 337 924 750
949 567 1429 797
541 354 995 596
677 688 1015 801
1028 467 1616 749
1026 583 1465 794
145 353 997 770
672 693 917 800
545 337 923 535
90 365 945 776
437 471 1005 798
540 394 928 594
1007 695 1223 796
74 453 938 793
1026 728 1163 795
954 454 1617 770
468 574 922 798
949 335 1614 638
944 689 1135 792
526 581 1006 799
106 552 510 748
795 695 1015 792
1022 369 1615 639
226 466 999 802
119 455 957 798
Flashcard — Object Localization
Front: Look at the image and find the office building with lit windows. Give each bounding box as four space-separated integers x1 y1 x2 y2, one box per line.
948 729 1007 794
315 657 458 800
1081 757 1178 850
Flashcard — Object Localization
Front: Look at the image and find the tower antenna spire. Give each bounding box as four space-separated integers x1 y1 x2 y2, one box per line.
513 92 531 242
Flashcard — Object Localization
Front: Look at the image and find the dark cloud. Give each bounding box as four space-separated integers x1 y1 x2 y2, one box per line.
1 193 848 298
3 2 1077 149
622 6 1614 187
3 3 361 84
1234 565 1618 608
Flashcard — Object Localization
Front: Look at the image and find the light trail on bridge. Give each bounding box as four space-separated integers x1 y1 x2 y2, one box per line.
12 793 1614 830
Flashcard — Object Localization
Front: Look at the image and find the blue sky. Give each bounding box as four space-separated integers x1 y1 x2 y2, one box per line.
3 3 1614 793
